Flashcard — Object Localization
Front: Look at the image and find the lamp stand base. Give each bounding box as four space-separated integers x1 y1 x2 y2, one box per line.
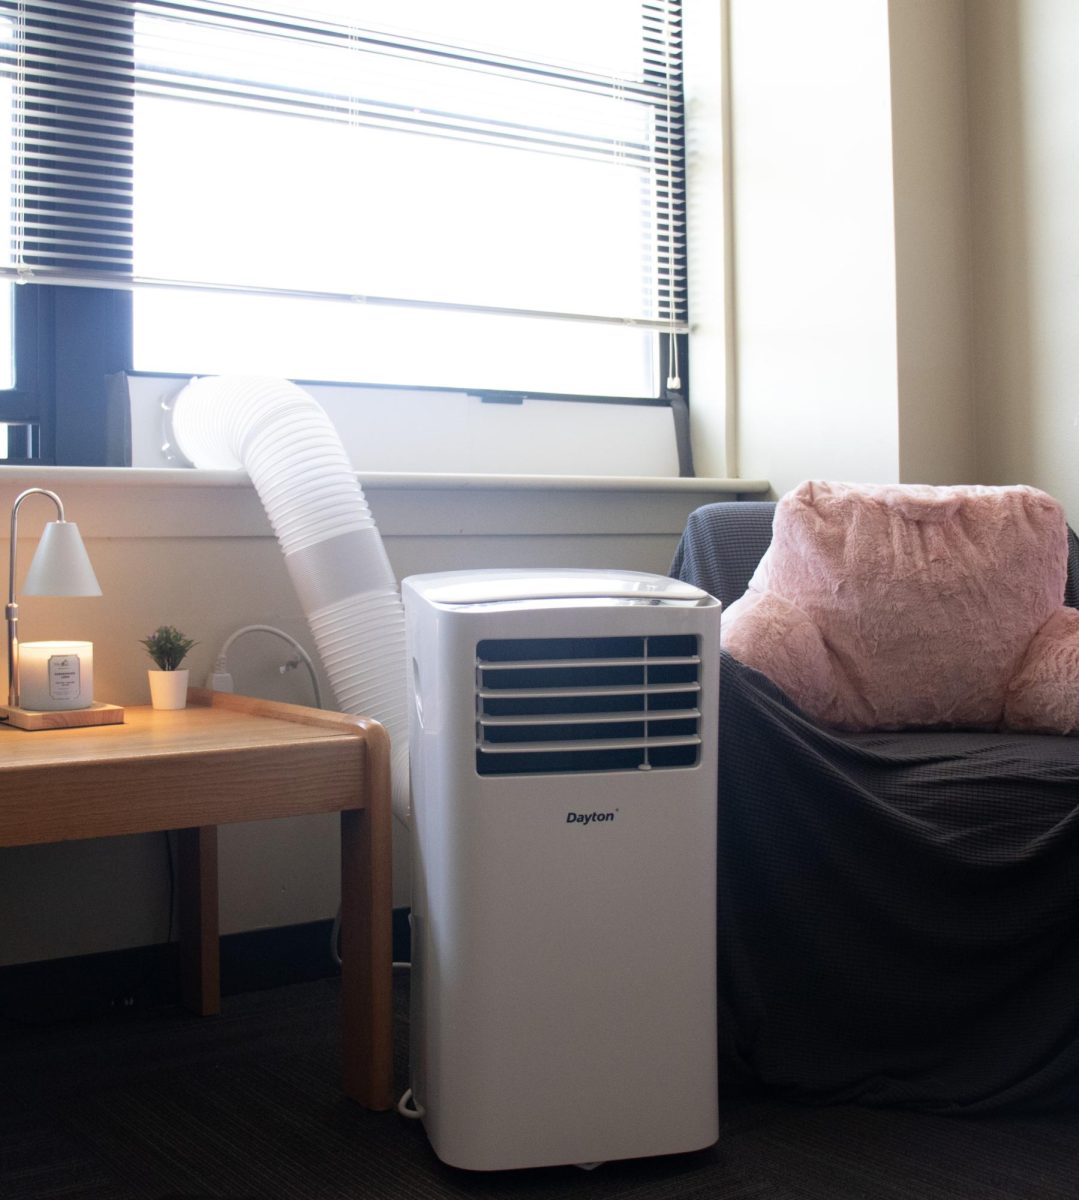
0 702 125 731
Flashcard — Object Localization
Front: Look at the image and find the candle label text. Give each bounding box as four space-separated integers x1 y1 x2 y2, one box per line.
48 654 82 701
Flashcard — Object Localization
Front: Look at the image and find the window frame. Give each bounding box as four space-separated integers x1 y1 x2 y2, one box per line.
0 284 50 463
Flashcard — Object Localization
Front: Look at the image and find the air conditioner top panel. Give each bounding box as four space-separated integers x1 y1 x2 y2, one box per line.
403 569 714 607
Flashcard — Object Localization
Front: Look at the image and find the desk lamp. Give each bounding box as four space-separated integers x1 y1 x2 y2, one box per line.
3 487 122 730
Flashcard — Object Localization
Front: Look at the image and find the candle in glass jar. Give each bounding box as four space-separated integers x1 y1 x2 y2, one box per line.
18 641 93 711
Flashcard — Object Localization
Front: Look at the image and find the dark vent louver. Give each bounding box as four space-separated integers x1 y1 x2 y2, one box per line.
476 635 701 776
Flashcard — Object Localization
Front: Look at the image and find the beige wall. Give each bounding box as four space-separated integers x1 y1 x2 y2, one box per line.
890 0 977 485
967 0 1079 525
719 0 1079 512
0 469 752 966
717 0 977 498
684 0 734 477
726 0 901 496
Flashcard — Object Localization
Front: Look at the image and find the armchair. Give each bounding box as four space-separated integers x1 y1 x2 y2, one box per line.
671 500 1079 1112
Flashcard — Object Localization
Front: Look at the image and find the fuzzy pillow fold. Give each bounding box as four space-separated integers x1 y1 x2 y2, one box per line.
720 480 1077 733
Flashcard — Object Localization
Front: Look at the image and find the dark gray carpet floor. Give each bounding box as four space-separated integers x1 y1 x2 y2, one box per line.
2 973 1078 1200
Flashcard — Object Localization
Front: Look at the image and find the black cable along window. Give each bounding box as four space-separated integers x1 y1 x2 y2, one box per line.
0 1 687 465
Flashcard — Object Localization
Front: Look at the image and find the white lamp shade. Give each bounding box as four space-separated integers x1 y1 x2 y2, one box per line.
22 521 102 597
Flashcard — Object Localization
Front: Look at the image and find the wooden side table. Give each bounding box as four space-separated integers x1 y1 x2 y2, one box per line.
0 687 394 1110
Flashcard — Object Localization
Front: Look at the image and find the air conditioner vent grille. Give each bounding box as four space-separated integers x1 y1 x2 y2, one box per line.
476 635 701 776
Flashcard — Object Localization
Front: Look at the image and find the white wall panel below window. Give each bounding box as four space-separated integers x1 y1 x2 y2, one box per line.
128 375 683 477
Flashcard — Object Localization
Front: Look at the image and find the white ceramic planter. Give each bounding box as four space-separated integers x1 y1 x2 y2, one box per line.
148 668 189 711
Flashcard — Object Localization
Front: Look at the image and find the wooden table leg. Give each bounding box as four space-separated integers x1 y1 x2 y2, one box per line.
339 729 394 1109
177 825 221 1017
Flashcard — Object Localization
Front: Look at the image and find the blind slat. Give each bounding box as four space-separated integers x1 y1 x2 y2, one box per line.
0 266 690 334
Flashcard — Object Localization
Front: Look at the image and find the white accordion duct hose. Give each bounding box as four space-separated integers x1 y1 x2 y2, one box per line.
170 375 411 824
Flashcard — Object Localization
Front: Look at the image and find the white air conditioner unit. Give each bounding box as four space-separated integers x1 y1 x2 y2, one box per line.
403 568 721 1172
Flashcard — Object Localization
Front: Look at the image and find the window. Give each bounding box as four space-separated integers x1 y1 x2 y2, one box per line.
1 1 687 465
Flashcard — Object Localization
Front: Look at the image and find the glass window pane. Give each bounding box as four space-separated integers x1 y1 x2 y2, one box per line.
131 2 671 396
133 288 656 397
0 283 12 390
223 1 644 77
134 99 651 318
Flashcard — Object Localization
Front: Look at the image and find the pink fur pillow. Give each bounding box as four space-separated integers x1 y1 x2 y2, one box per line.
721 481 1077 732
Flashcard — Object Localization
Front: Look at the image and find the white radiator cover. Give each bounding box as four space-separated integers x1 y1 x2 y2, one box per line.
404 569 720 1171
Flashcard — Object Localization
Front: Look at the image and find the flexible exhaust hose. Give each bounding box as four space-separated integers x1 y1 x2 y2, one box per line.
170 375 410 822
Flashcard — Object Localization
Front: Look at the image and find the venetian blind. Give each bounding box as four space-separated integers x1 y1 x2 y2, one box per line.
0 0 686 339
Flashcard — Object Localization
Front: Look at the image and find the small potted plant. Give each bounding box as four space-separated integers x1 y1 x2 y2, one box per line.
141 625 196 710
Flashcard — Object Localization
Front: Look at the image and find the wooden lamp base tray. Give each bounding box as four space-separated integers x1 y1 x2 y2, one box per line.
1 702 125 731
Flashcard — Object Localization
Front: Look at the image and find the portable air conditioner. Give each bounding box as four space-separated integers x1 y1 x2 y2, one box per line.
403 568 721 1172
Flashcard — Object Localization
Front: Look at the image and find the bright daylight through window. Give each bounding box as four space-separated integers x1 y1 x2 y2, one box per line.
0 1 686 459
131 0 685 396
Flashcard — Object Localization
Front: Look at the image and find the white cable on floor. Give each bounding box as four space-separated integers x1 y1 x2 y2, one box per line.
397 1087 424 1119
328 905 411 971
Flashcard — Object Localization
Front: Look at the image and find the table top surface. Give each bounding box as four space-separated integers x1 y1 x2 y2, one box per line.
0 699 359 771
0 690 382 847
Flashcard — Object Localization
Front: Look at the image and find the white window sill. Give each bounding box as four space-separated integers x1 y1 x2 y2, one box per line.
0 464 769 491
0 467 770 539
